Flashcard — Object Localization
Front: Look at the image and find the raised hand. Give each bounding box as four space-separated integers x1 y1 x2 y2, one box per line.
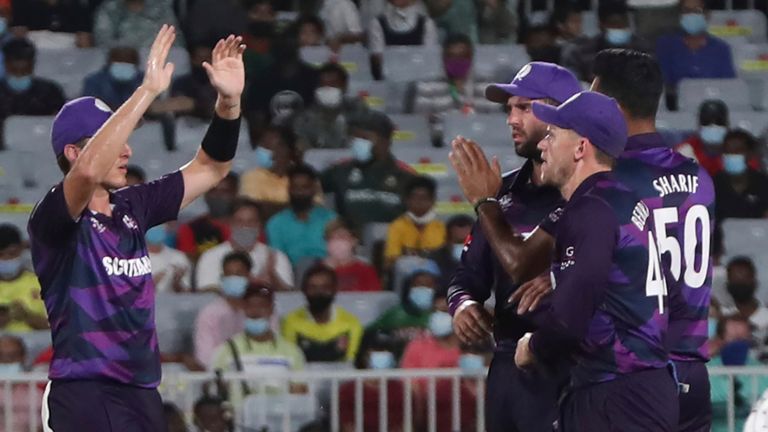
203 35 246 101
142 24 176 96
449 136 503 205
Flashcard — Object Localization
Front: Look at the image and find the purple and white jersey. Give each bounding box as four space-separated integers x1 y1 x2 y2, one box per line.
616 133 714 362
28 172 184 388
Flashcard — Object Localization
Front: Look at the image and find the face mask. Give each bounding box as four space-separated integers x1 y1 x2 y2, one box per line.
443 58 472 80
708 317 718 338
221 275 248 298
250 21 276 39
307 294 335 315
428 311 453 337
253 146 274 169
230 227 259 249
458 354 485 374
289 194 314 213
0 17 8 35
605 28 632 46
451 243 464 262
6 75 32 93
407 210 437 225
0 257 22 279
205 196 233 218
315 86 343 109
723 154 747 175
0 362 22 376
700 125 727 146
145 225 166 246
109 62 138 82
244 317 271 336
680 13 707 35
368 351 395 369
327 238 355 261
351 137 373 163
409 286 435 311
728 283 756 304
720 340 751 366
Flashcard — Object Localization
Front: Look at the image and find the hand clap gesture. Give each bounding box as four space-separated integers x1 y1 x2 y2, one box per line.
142 25 177 96
203 35 246 103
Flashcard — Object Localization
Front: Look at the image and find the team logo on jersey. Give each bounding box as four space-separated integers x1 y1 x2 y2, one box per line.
348 168 363 184
122 215 138 230
499 194 513 210
90 217 106 233
560 245 576 270
547 207 564 224
514 64 532 82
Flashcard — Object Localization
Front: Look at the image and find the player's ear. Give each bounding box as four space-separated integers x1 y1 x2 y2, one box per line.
573 137 587 161
63 144 81 163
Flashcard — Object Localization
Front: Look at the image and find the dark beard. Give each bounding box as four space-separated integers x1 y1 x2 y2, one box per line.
515 129 546 162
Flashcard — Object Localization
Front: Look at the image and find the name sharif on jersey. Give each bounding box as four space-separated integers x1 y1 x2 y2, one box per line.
102 256 153 277
653 173 700 197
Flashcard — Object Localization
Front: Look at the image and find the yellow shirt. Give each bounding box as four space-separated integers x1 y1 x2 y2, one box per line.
384 215 446 263
281 306 363 362
0 271 47 332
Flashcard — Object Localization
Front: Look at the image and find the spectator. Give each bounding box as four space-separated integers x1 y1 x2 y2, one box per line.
212 282 306 405
164 402 188 432
720 257 768 345
82 47 144 110
293 62 370 150
294 15 325 47
401 309 460 368
266 165 337 265
150 40 217 120
318 0 365 50
384 176 446 268
321 110 416 225
194 251 250 369
339 330 404 432
196 199 294 291
0 3 13 78
425 0 478 42
477 0 517 44
656 0 736 107
562 2 650 81
241 0 278 80
0 38 65 147
146 224 191 293
184 0 248 51
193 395 233 432
368 0 439 77
125 164 146 185
93 0 181 49
367 267 440 359
323 219 382 292
524 25 561 65
0 224 47 332
10 0 100 47
282 263 364 362
551 4 584 46
176 173 238 261
427 214 472 291
0 335 40 432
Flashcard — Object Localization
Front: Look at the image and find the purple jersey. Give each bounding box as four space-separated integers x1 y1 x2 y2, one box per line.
28 172 184 388
616 133 714 362
529 172 669 387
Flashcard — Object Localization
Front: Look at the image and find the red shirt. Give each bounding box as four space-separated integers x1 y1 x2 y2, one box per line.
676 135 762 177
334 260 382 292
339 380 405 432
176 215 231 258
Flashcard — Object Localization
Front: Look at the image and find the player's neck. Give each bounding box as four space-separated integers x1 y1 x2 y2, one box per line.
89 188 112 216
626 118 657 137
531 161 544 186
561 165 610 201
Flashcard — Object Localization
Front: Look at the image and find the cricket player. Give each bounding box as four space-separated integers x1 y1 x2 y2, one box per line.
447 62 581 432
28 26 245 431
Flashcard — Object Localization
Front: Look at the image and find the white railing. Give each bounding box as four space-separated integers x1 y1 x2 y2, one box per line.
2 366 766 432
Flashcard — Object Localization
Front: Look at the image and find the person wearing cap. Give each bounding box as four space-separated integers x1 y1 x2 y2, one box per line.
502 91 677 430
320 109 416 225
446 61 580 432
27 26 246 431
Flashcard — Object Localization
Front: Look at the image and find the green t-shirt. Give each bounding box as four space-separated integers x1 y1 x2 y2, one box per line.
366 305 431 359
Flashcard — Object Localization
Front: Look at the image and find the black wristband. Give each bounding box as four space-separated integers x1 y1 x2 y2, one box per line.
473 196 499 214
201 115 241 162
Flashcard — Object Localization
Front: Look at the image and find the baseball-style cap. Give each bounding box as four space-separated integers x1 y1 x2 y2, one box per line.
485 62 582 104
51 97 113 156
532 91 628 158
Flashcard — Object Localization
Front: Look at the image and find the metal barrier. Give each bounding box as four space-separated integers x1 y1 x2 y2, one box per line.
2 366 766 432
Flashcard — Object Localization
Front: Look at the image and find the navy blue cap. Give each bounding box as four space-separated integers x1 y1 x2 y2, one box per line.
532 91 628 158
485 62 583 104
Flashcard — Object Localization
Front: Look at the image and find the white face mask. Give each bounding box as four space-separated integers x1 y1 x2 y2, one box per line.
315 86 343 108
408 210 437 225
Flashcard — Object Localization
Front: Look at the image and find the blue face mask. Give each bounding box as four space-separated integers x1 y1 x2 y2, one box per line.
221 275 248 298
368 351 396 370
708 317 718 338
605 28 632 46
723 154 747 175
681 13 708 35
700 125 727 146
145 225 166 246
109 62 138 82
458 354 485 374
0 258 22 279
428 311 453 337
351 137 373 163
451 244 464 262
0 363 22 376
254 147 274 169
409 286 435 311
6 75 32 93
244 317 271 336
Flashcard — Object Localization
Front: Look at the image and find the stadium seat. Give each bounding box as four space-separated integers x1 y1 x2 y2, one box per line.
300 44 372 82
273 291 400 326
348 80 408 114
304 149 349 172
731 111 768 136
4 116 55 153
241 393 317 432
383 46 443 82
709 10 768 44
656 111 698 131
155 292 218 354
722 218 768 259
473 45 530 82
174 117 210 151
677 78 752 112
733 43 768 76
139 46 191 77
389 114 431 147
581 11 600 37
36 48 105 99
442 111 510 149
361 222 391 264
0 207 31 239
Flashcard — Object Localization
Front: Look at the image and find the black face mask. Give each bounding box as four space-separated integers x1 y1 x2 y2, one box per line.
307 294 334 314
249 21 275 39
728 283 756 304
290 195 314 213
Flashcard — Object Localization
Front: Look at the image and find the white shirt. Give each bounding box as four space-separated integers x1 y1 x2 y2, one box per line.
319 0 363 39
195 241 294 290
148 245 191 293
368 3 438 54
